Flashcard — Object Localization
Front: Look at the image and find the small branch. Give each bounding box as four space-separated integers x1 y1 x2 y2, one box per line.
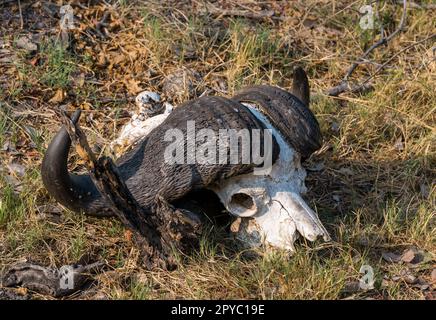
358 34 436 87
17 0 23 29
396 0 436 10
60 109 202 270
60 109 168 268
329 33 435 96
326 82 374 97
202 2 275 20
346 0 407 81
328 0 408 96
95 10 110 38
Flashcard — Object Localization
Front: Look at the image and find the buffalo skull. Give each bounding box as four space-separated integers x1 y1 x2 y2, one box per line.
106 69 330 251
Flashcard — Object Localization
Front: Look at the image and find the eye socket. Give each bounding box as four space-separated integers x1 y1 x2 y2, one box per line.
228 192 257 217
231 193 255 209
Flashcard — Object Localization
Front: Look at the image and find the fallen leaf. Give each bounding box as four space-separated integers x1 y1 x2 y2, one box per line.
30 56 40 66
415 283 430 291
404 274 418 284
125 79 142 94
16 36 37 52
16 287 28 296
382 251 401 263
1 140 11 151
431 269 436 284
124 230 133 242
49 89 65 103
380 279 391 289
424 291 434 300
401 249 416 263
302 18 317 29
7 162 25 178
112 53 125 65
411 277 431 291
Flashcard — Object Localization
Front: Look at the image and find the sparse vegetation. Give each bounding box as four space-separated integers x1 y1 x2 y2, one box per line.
0 1 434 300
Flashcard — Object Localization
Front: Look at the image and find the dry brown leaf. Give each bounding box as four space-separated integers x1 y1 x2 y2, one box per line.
124 230 133 242
16 287 28 296
96 53 107 67
125 78 142 94
112 53 125 65
49 89 65 103
30 56 39 66
382 251 401 263
16 36 37 52
80 102 92 111
401 249 416 263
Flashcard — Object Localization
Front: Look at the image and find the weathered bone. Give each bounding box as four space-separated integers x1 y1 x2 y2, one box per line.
111 91 174 156
115 92 330 251
210 105 330 250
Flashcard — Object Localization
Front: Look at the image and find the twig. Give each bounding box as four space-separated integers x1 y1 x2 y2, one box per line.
62 110 167 268
95 10 110 38
60 110 165 263
17 0 23 29
328 0 408 96
327 82 374 97
0 0 17 6
396 0 436 10
329 34 435 97
59 109 201 270
359 34 436 87
202 2 275 20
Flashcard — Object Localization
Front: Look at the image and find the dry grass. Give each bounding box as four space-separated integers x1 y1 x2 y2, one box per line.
0 0 434 300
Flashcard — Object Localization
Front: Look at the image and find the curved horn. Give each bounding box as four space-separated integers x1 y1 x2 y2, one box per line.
292 66 310 106
232 77 322 160
41 110 112 216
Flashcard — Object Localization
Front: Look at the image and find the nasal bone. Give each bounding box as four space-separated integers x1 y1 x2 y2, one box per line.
272 191 330 242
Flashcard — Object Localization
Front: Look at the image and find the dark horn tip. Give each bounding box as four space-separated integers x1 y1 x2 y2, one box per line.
70 109 82 124
292 67 310 107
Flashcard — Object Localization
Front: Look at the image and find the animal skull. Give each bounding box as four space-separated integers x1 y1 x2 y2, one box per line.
114 91 330 251
209 104 330 250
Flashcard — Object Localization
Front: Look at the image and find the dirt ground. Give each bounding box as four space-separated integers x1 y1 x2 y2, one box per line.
0 0 434 299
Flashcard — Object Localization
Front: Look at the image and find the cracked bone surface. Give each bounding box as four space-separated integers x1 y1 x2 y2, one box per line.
114 92 330 251
210 105 330 250
111 91 174 156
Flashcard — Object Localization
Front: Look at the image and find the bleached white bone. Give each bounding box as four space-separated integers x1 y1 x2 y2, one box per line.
210 105 330 250
111 92 173 155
